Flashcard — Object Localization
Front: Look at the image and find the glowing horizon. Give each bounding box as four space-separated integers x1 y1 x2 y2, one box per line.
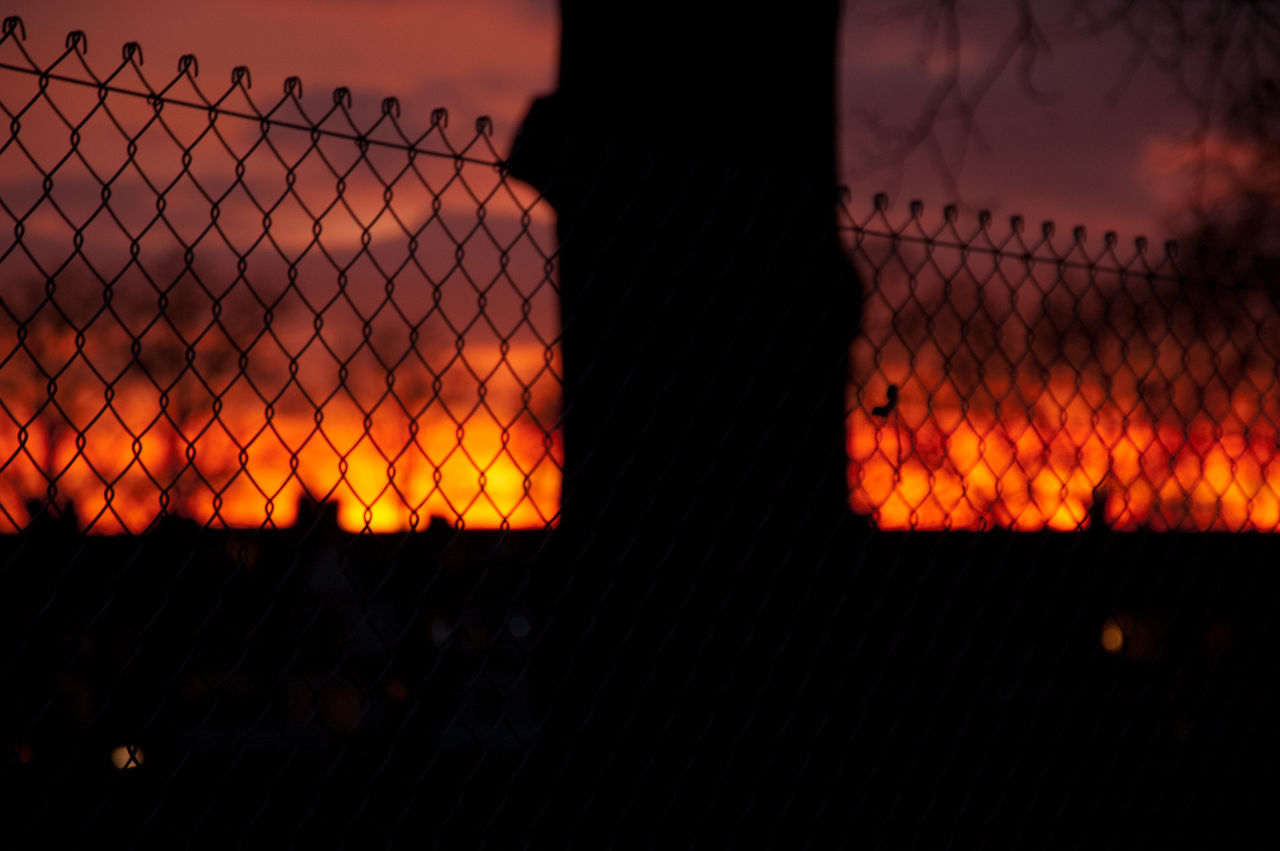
3 20 1278 537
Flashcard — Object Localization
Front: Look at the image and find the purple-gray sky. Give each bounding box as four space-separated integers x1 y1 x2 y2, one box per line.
2 0 1209 242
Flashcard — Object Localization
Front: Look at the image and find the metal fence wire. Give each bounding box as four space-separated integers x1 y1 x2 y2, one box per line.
2 20 1277 845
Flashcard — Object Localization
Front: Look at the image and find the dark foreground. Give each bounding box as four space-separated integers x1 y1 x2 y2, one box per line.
2 511 1274 846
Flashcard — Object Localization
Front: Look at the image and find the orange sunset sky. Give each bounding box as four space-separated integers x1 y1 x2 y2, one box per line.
5 0 1268 535
2 0 1208 243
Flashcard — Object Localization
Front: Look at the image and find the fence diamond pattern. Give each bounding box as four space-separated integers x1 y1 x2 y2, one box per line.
4 22 1278 535
0 22 562 535
2 19 1277 845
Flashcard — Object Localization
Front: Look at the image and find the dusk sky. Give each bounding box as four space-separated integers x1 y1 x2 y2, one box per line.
3 0 1207 244
4 10 1271 838
5 0 1263 533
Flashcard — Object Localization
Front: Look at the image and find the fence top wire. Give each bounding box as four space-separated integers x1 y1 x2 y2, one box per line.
838 193 1208 287
0 17 508 169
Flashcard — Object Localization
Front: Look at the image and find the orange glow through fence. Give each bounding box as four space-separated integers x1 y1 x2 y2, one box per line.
845 201 1280 532
0 349 562 534
2 29 1278 534
849 371 1280 531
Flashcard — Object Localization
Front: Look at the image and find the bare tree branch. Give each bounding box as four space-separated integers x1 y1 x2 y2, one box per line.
848 0 1279 261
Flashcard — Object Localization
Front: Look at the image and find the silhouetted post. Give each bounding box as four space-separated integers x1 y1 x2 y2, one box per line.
508 1 860 836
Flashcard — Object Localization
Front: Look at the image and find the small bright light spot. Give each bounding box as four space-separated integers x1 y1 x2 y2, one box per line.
384 678 409 703
1100 619 1125 654
111 744 144 770
429 619 451 647
508 615 531 638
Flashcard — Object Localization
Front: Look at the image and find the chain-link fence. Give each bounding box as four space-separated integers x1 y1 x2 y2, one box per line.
0 23 561 537
3 20 1276 845
844 196 1280 533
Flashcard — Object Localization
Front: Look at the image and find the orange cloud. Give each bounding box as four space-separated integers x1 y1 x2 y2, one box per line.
1142 133 1280 206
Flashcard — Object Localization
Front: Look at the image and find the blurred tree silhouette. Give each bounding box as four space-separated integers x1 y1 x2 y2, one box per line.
850 0 1279 260
507 0 861 840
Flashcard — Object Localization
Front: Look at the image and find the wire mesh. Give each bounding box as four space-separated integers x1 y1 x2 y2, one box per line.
0 22 562 536
843 196 1280 533
2 19 1276 846
4 23 1279 538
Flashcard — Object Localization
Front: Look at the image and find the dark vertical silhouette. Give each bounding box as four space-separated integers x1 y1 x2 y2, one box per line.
507 2 862 838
